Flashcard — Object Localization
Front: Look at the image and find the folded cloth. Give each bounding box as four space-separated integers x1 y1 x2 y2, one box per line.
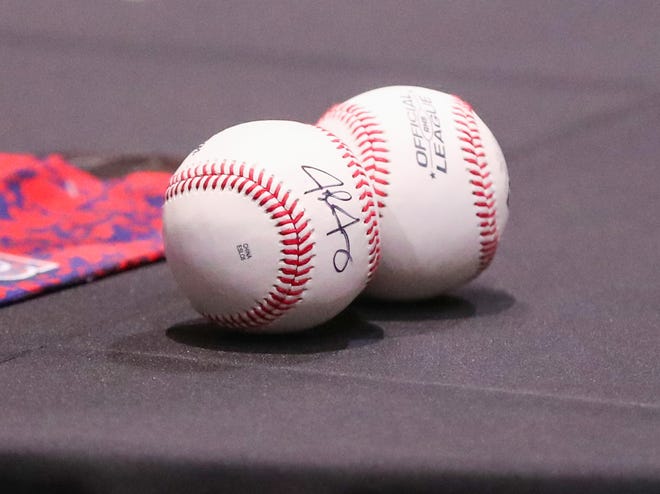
0 154 170 306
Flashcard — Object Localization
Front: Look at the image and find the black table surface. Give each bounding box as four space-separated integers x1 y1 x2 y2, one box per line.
1 2 659 493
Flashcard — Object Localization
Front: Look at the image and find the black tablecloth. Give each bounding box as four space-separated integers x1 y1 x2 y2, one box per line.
1 2 658 492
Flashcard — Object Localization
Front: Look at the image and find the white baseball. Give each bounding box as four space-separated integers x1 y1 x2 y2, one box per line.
163 120 380 332
318 86 509 300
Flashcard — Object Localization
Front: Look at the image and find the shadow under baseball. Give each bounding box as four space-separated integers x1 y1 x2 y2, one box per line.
352 285 517 322
166 308 384 355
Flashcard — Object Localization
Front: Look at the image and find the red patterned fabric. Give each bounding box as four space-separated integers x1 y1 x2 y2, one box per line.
0 154 170 305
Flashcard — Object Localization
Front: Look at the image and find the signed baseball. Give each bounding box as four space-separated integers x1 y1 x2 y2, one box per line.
163 120 380 332
318 86 509 300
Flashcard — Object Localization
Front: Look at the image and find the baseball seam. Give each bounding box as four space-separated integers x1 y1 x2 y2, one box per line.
165 161 314 328
318 104 391 210
314 126 381 280
451 96 499 272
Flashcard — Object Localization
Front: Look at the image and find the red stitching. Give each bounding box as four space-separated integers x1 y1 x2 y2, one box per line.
318 103 391 209
314 126 381 280
451 96 499 272
165 161 315 329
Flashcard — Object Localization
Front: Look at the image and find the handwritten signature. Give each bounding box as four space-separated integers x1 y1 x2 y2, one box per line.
301 165 359 273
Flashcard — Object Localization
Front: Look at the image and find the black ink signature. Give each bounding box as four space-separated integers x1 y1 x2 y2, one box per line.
301 165 359 273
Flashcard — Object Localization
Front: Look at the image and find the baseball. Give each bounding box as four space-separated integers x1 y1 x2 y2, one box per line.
163 120 380 332
318 86 509 300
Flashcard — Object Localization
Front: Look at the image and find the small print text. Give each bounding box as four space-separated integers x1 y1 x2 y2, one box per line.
401 90 447 177
236 243 252 261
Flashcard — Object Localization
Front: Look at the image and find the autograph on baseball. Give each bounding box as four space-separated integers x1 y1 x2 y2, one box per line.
301 165 359 273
